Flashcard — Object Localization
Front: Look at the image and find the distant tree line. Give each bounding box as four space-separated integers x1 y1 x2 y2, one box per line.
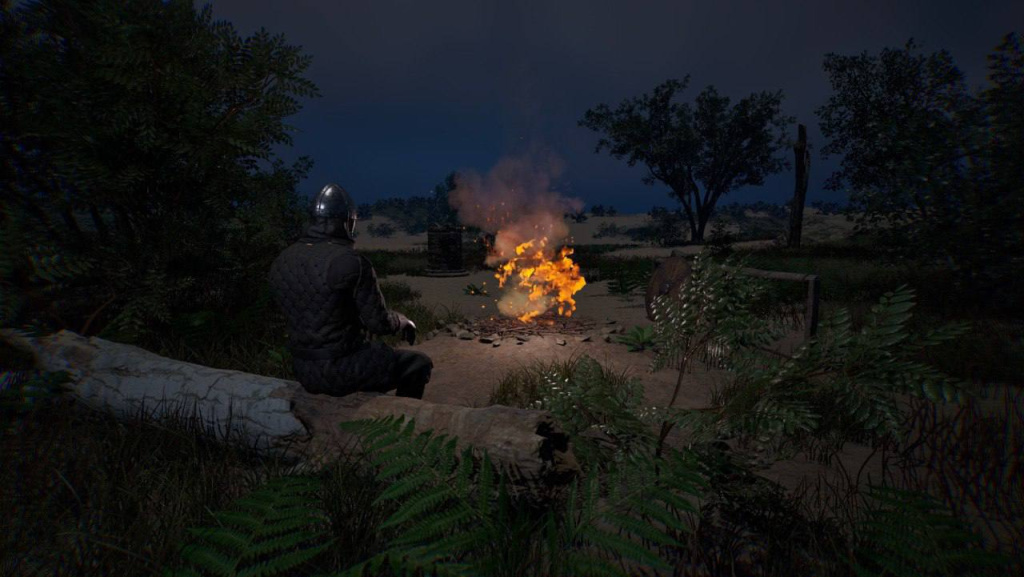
364 171 461 235
580 33 1023 295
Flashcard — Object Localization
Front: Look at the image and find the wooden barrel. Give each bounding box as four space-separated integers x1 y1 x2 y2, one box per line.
425 225 469 277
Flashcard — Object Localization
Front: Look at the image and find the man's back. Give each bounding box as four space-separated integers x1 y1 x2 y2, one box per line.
268 182 432 399
269 232 402 395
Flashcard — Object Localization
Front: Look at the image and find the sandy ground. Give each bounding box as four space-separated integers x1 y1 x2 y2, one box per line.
387 274 884 493
362 209 888 492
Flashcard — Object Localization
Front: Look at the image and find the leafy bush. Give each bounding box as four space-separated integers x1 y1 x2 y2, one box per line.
605 258 654 296
2 0 316 346
646 206 688 246
614 325 656 352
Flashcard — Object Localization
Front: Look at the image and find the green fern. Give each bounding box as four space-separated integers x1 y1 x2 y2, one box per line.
333 415 527 577
531 356 655 467
613 325 655 352
853 485 1009 577
649 252 784 376
334 414 707 577
712 284 972 455
166 475 331 577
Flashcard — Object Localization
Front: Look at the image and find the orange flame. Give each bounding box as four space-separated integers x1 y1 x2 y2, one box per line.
495 237 587 323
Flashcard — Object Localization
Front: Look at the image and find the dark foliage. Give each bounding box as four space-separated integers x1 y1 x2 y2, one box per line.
580 77 793 242
816 34 1024 306
370 171 461 234
0 0 318 344
588 204 618 217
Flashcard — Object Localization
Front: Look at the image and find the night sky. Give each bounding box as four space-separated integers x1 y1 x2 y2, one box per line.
208 0 1021 214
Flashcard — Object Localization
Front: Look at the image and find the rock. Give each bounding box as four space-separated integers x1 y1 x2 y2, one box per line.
604 335 614 343
492 341 501 347
646 256 693 322
1 329 580 489
515 335 531 342
575 335 592 343
457 330 475 340
600 326 624 335
516 340 524 345
604 319 617 325
555 338 566 346
479 334 499 344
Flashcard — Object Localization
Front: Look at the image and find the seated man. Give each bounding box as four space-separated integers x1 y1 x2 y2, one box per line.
268 183 432 398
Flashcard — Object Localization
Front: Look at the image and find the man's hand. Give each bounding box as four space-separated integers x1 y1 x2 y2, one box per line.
398 316 417 346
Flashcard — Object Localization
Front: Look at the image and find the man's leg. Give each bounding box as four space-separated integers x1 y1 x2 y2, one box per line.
390 350 433 399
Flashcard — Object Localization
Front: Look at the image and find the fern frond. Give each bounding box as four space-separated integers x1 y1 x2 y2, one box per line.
168 475 329 577
854 485 1009 577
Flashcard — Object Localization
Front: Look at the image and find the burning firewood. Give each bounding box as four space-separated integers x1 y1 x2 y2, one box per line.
469 311 596 338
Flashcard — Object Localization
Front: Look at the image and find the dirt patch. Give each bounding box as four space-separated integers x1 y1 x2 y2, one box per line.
382 271 806 415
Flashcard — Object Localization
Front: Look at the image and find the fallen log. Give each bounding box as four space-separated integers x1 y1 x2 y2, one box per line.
0 329 580 488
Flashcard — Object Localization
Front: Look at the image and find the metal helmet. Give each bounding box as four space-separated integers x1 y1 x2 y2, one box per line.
310 183 358 237
311 183 357 220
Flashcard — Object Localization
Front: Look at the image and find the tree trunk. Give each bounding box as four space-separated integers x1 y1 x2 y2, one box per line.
787 124 810 248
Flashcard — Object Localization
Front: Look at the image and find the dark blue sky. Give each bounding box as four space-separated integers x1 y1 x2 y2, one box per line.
209 0 1021 214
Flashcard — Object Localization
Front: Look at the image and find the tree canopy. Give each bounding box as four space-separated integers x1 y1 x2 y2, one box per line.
0 0 319 343
816 34 1023 295
579 77 793 242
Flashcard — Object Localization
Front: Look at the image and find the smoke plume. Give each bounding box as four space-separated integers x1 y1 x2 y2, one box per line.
449 152 583 265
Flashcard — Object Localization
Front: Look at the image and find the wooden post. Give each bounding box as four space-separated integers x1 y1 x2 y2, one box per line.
787 124 810 248
721 265 821 342
804 276 820 340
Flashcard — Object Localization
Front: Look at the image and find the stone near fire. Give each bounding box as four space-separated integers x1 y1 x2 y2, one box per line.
645 256 694 322
604 335 614 343
516 335 531 342
576 335 592 343
457 330 475 340
492 341 501 347
555 338 567 346
0 329 580 488
479 334 499 344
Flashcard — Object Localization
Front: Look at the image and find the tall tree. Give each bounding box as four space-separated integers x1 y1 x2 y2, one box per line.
787 124 810 248
1 0 318 341
579 77 793 242
816 36 1023 294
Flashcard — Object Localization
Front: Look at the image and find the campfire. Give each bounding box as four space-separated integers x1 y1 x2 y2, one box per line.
448 153 590 327
493 237 587 323
470 310 595 339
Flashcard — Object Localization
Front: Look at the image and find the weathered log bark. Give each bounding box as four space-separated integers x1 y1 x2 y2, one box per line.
787 124 810 248
0 329 580 488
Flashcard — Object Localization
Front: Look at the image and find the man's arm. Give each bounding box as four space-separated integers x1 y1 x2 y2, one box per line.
353 255 403 335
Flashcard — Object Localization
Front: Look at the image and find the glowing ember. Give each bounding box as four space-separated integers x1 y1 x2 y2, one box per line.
494 237 586 323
